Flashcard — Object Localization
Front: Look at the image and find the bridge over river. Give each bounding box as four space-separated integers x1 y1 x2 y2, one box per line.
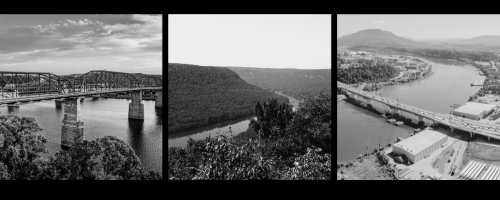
338 81 500 142
0 70 162 148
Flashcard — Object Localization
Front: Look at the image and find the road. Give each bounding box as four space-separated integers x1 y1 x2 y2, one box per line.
338 81 500 141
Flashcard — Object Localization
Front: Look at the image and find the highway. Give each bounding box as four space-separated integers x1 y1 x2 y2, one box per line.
338 81 500 141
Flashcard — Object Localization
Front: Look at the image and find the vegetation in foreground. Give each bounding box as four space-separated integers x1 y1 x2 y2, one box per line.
168 92 331 180
337 149 396 180
0 115 161 180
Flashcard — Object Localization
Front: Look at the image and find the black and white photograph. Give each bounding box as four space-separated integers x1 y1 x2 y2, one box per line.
338 14 500 180
0 14 162 180
168 14 332 180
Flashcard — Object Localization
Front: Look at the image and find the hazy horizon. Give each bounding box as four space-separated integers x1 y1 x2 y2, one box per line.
169 14 331 70
0 14 162 75
338 14 500 40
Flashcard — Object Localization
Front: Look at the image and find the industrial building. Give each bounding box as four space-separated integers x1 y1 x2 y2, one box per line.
452 102 496 120
392 129 448 163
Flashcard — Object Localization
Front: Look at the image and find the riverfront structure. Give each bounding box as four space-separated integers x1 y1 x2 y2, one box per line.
452 102 496 120
392 129 448 163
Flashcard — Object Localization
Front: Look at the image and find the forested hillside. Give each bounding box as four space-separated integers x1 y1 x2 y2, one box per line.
168 63 289 134
227 67 331 100
336 63 400 84
386 48 500 62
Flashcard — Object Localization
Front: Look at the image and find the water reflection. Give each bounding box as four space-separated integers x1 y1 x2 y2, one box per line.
128 119 145 164
155 108 162 126
7 106 19 114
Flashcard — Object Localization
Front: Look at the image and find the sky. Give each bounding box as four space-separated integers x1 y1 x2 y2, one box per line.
338 15 500 40
0 14 162 75
168 14 331 69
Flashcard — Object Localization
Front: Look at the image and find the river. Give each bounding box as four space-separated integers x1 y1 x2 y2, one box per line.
337 56 484 162
168 92 301 148
2 97 162 170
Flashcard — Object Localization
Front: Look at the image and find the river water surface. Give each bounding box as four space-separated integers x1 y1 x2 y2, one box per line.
168 92 301 148
3 98 162 170
337 56 484 162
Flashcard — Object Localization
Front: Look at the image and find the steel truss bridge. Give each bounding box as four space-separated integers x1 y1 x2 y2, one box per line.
0 70 162 103
338 81 500 142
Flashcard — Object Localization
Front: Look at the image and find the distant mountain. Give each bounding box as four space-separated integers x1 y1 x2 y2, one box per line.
450 35 500 46
168 63 288 134
337 29 425 48
227 67 331 100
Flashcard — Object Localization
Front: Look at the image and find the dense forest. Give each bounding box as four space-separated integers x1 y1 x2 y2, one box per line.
227 67 331 101
168 63 289 134
168 92 331 180
337 63 400 84
0 115 161 180
385 48 500 62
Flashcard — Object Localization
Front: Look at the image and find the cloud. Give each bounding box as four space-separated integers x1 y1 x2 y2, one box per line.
0 15 162 53
372 21 386 24
0 15 162 74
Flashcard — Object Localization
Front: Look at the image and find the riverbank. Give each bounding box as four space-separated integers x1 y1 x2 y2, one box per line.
337 145 397 180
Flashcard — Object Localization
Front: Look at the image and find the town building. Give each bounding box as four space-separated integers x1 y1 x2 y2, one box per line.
452 102 496 120
392 129 448 163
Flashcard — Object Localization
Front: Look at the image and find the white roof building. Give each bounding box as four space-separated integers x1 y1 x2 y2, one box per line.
392 129 448 163
453 102 496 120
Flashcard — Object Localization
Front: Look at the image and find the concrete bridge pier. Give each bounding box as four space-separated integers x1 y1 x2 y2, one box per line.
92 94 100 99
155 91 162 108
489 136 491 141
128 91 144 120
450 127 455 132
61 97 84 149
55 98 65 108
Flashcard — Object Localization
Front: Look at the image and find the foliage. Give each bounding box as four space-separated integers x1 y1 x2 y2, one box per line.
0 114 161 180
0 115 47 179
279 148 331 180
363 83 382 91
337 63 400 84
227 66 331 101
386 47 500 62
168 63 289 134
168 92 332 180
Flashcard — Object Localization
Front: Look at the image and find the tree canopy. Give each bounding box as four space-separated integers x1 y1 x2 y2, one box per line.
0 114 161 180
168 92 331 180
337 63 400 84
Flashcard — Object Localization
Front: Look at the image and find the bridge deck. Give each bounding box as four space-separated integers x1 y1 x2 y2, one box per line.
0 87 162 104
338 81 500 140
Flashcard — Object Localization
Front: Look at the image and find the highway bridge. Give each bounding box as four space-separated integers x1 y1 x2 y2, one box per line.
337 81 500 142
0 70 163 149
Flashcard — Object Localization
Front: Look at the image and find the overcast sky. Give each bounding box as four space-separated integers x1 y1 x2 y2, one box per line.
0 14 162 75
338 15 500 40
169 14 331 69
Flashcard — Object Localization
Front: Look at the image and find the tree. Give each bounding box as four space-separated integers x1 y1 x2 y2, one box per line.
0 115 47 179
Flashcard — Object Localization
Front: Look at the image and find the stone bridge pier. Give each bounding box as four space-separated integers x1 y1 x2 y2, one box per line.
61 97 84 149
129 91 144 120
155 91 162 108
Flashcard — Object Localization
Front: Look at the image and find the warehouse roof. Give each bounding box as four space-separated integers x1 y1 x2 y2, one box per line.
394 129 447 154
454 102 496 116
